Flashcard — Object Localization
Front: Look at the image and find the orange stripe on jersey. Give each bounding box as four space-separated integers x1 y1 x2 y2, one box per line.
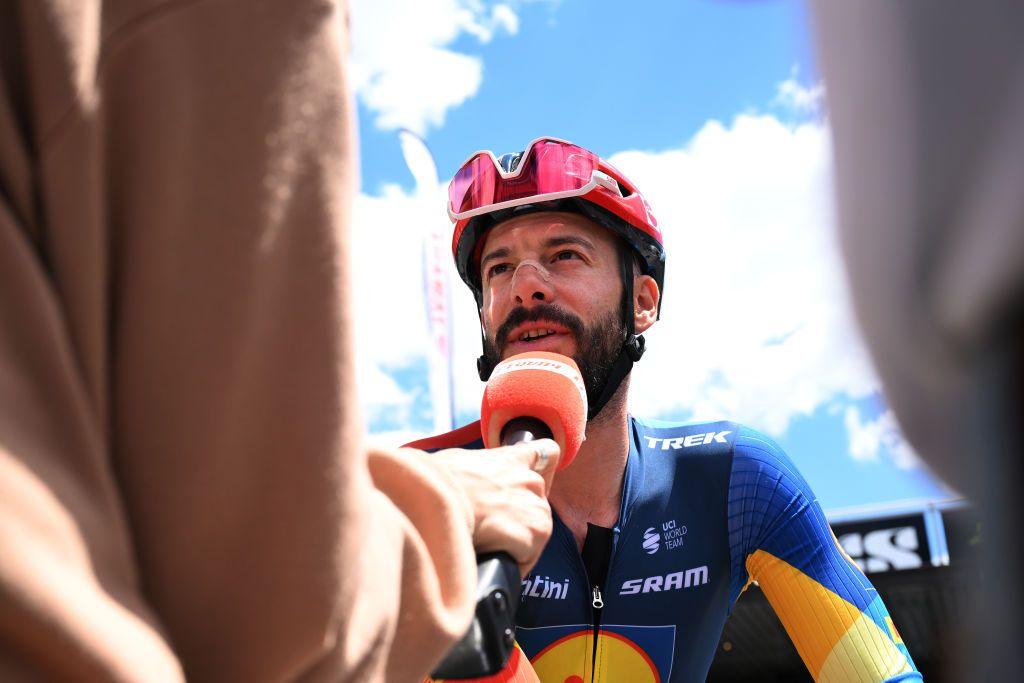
405 420 483 451
746 549 863 678
746 550 913 682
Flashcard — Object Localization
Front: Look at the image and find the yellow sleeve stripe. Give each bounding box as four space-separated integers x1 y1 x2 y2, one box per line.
817 611 915 682
746 549 862 676
746 549 911 681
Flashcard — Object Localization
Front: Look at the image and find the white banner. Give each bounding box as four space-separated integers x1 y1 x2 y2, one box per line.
399 129 454 433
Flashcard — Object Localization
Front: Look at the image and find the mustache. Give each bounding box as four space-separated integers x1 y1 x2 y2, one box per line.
495 304 585 350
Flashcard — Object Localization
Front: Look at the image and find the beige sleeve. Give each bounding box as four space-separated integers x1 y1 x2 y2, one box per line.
0 0 475 681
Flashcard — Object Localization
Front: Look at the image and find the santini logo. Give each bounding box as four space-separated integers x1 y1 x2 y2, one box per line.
620 566 709 595
642 527 660 554
520 575 569 601
644 431 731 451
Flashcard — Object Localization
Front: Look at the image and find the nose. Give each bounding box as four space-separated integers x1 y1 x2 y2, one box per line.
510 260 554 306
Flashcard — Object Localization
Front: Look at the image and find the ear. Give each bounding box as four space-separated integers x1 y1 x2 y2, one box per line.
633 274 659 334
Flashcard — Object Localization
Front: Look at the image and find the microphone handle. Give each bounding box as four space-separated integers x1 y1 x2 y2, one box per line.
430 416 553 680
500 416 554 446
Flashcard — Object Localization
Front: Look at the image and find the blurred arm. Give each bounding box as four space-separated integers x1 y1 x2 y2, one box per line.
0 1 477 680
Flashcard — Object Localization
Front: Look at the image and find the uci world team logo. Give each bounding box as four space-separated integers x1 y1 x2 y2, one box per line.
643 520 686 555
642 528 660 554
515 624 675 683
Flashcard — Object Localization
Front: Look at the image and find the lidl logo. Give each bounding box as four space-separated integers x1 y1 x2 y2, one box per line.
516 624 675 683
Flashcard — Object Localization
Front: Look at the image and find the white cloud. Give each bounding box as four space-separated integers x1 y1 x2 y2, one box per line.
610 114 877 435
348 0 520 135
351 166 512 426
844 407 922 470
351 185 435 367
491 5 520 35
773 66 825 114
350 179 488 426
357 362 414 410
352 112 922 470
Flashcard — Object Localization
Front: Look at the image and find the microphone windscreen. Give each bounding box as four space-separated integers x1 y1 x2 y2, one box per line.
480 352 587 469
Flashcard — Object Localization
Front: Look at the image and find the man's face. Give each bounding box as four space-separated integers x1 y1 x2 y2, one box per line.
478 212 626 405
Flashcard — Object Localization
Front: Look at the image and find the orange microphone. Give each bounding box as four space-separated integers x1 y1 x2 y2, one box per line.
481 351 588 467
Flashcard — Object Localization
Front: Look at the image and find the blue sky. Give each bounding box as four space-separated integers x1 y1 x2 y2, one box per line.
347 0 956 511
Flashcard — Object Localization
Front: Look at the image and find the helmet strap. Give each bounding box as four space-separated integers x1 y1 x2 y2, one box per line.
477 326 494 381
585 246 645 420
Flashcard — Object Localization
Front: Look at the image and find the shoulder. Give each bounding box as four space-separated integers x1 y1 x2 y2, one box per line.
630 418 809 487
730 426 808 488
727 428 820 536
403 420 484 452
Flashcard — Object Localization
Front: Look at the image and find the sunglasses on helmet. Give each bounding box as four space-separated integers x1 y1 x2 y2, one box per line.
447 137 630 222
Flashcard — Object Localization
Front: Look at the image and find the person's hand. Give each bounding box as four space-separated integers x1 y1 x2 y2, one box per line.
423 439 560 577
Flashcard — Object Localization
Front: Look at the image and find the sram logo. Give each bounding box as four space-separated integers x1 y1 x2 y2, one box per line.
644 431 731 451
619 565 709 595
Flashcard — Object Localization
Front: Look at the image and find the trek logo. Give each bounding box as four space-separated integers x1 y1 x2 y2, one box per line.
521 575 570 601
644 431 731 451
620 565 709 595
642 528 660 554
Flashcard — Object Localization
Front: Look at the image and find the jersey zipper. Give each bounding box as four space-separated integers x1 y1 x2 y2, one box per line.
572 529 616 683
556 515 623 682
590 584 604 682
567 536 603 683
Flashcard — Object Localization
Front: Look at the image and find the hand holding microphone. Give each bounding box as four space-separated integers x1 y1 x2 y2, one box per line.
428 437 559 578
426 351 587 575
431 352 587 679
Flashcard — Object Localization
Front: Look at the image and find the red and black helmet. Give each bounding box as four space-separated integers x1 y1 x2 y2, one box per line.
447 137 665 415
447 137 665 312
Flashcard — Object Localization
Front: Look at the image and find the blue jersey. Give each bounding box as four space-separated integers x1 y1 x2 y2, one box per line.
411 417 921 682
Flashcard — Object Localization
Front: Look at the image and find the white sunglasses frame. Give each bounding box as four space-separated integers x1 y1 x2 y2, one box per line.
447 136 623 222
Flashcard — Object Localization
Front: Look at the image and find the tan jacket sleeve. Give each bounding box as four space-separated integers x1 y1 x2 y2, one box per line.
0 0 475 681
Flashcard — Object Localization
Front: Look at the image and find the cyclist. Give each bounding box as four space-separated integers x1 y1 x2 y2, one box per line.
412 137 921 682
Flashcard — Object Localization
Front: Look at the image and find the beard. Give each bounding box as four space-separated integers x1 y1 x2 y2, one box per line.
482 303 625 410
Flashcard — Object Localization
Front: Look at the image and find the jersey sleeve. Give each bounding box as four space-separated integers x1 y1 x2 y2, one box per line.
727 428 922 682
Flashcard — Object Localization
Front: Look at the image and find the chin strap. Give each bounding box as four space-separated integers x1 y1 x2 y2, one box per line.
585 333 644 420
477 345 493 381
584 246 646 420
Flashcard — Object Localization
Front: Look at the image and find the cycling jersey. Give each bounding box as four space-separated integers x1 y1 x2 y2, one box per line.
411 417 921 682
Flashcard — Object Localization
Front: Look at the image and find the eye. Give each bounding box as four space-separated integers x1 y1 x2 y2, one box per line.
486 262 511 280
553 250 580 262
